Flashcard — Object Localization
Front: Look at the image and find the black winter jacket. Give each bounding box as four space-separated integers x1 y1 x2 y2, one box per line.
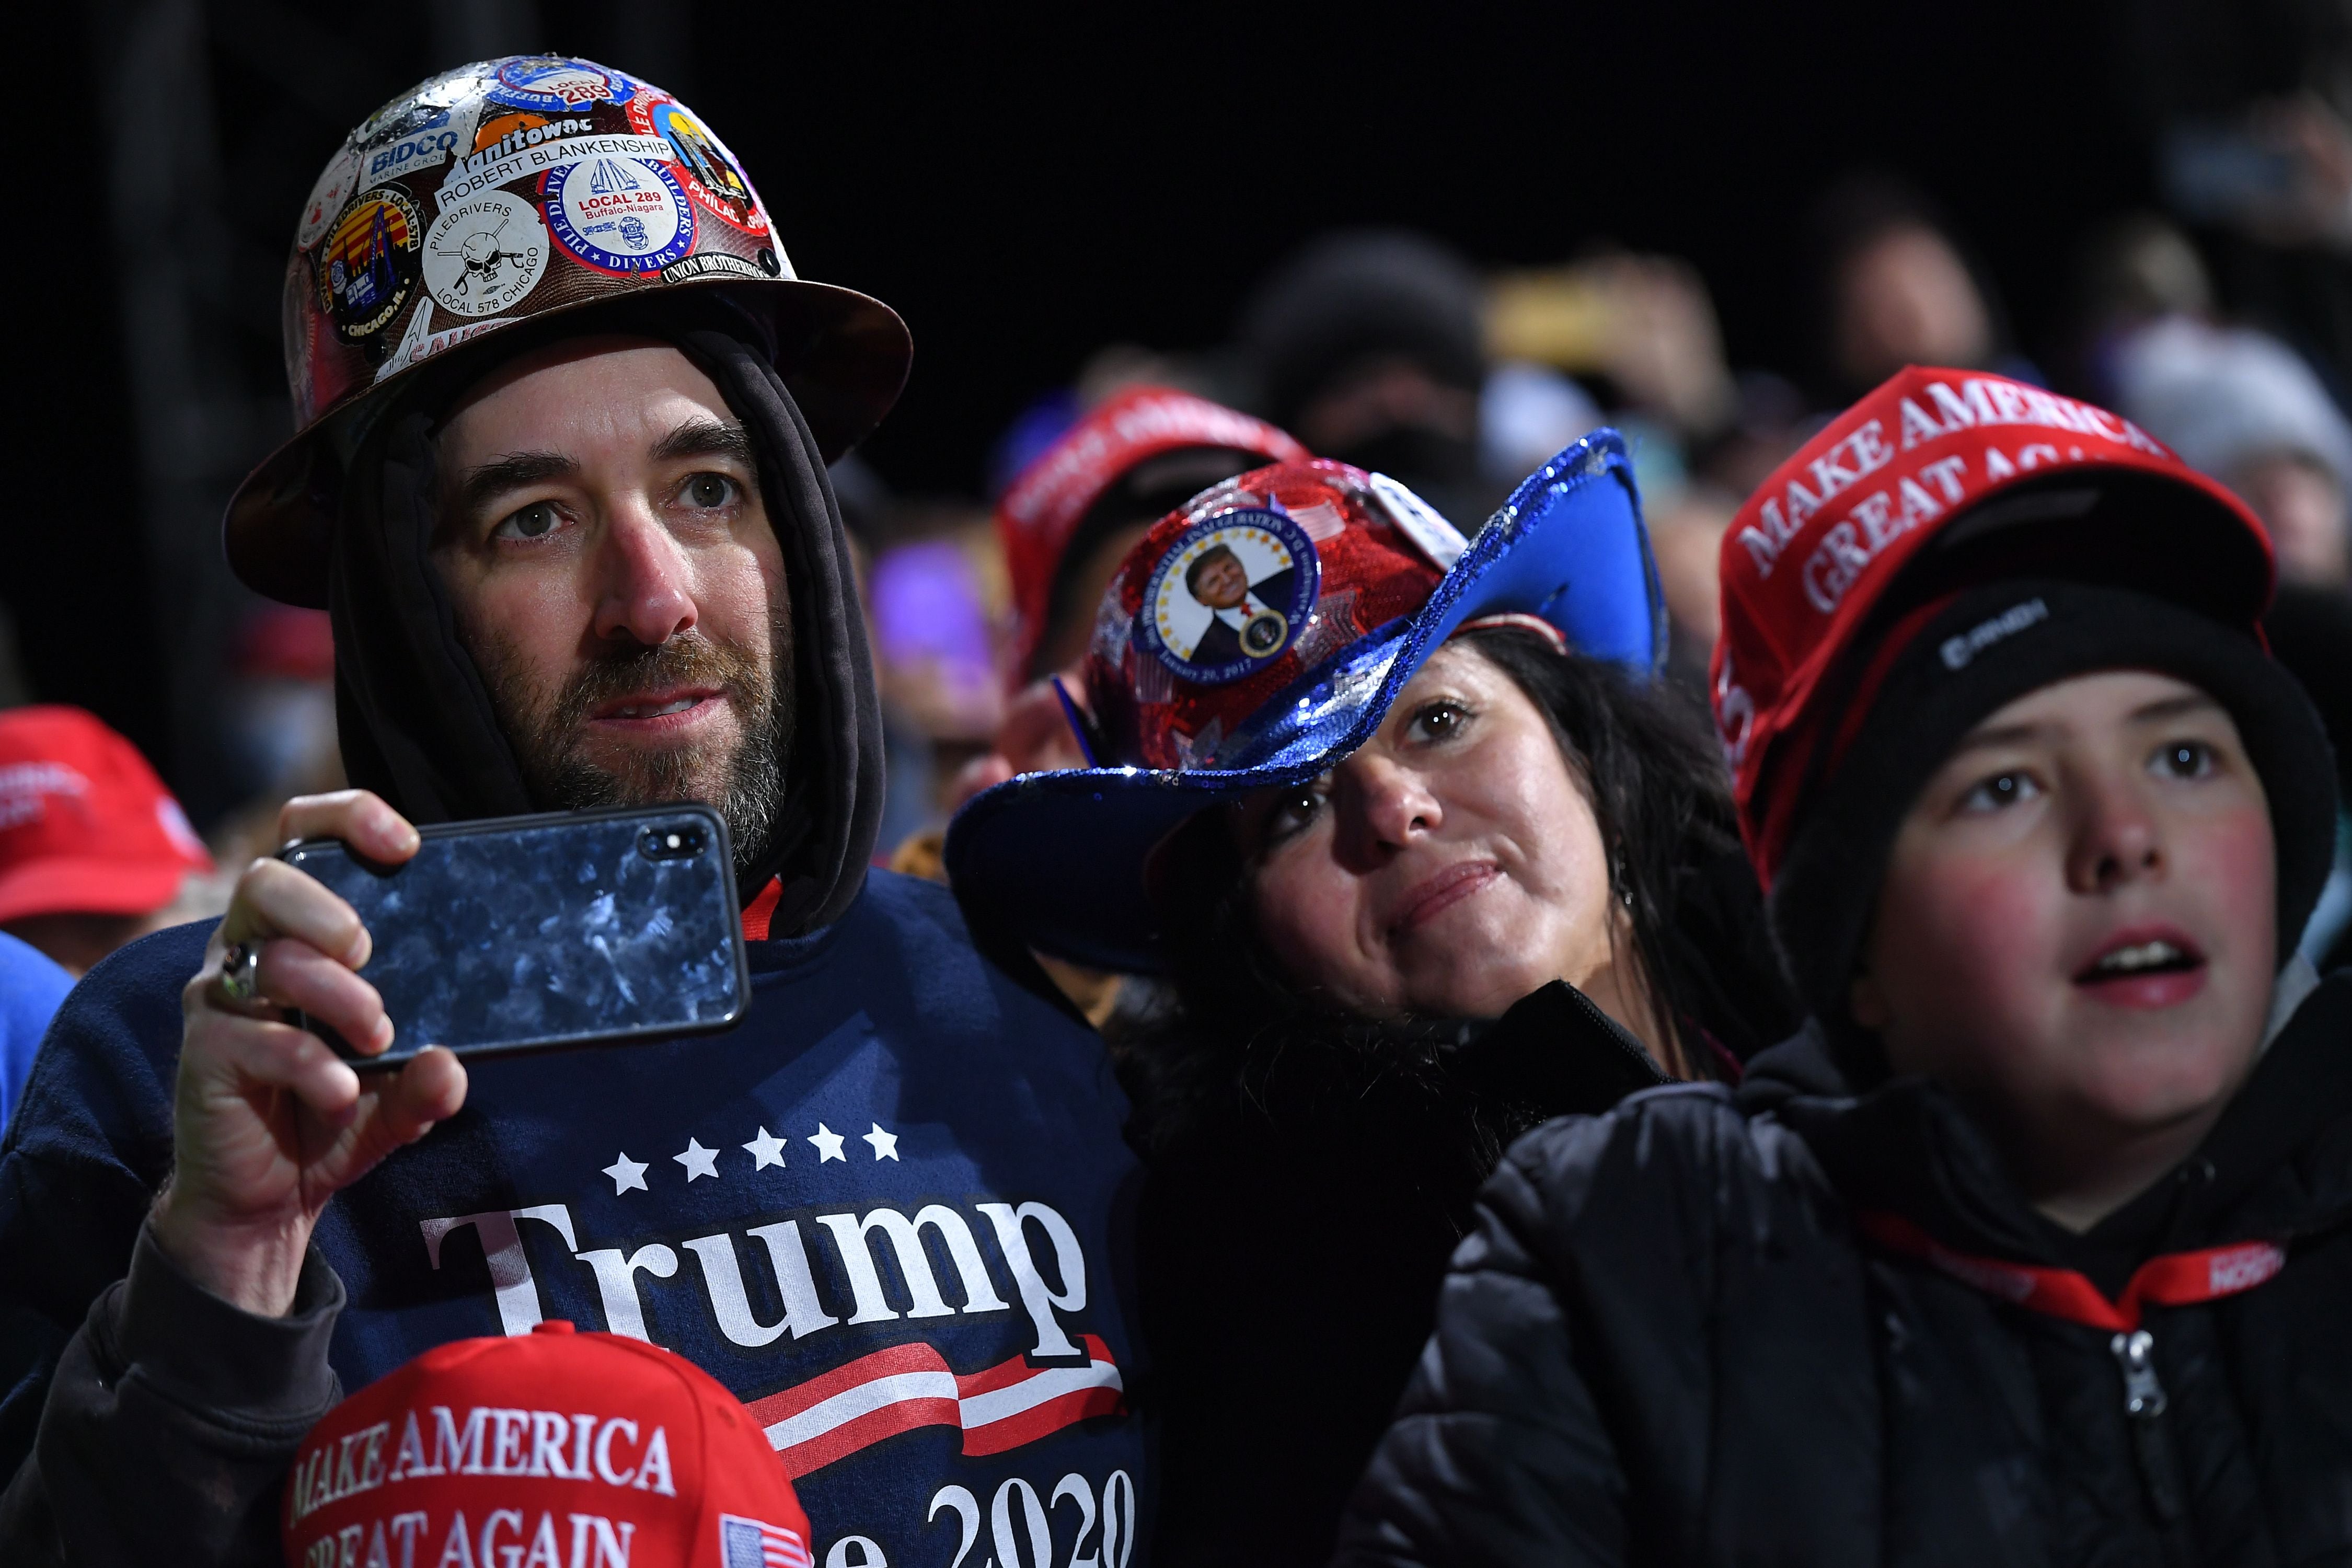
1132 851 1800 1566
1335 968 2352 1566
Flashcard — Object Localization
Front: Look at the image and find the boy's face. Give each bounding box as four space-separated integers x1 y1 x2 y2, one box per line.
1852 670 2277 1186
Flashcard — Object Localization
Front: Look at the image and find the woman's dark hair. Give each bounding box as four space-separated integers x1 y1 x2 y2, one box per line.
1135 627 1739 1086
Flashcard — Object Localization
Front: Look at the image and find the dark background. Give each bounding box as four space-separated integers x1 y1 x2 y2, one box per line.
9 0 2331 820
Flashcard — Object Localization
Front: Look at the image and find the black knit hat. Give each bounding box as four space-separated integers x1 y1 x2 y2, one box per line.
1770 579 2338 1039
1240 229 1486 430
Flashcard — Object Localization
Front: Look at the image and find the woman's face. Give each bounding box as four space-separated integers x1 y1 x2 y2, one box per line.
1237 641 1623 1020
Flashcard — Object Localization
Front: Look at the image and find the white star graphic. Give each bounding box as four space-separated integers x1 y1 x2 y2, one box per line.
602 1152 649 1195
862 1122 900 1161
743 1127 788 1171
809 1123 846 1162
673 1138 719 1182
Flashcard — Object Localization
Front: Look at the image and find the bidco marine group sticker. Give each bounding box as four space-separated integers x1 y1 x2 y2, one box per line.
1138 510 1322 685
317 187 422 341
360 106 463 188
487 56 632 112
628 93 765 233
543 156 694 274
423 191 549 316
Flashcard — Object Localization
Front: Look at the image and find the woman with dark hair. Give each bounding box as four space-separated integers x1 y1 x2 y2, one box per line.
947 437 1796 1565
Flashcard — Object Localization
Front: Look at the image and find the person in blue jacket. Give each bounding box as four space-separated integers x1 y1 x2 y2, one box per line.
0 59 1146 1567
0 932 72 1134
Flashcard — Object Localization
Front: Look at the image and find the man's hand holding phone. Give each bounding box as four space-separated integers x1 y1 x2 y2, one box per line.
151 790 468 1318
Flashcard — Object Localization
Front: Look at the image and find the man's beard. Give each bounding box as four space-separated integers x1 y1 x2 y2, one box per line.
473 627 794 880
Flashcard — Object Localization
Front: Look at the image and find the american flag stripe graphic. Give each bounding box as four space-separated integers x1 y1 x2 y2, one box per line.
718 1513 812 1568
742 1335 1125 1479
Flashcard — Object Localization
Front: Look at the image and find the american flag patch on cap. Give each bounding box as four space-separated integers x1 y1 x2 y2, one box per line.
720 1514 812 1568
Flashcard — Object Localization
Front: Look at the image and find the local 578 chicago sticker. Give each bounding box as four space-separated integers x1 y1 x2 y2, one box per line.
542 156 694 274
423 190 549 317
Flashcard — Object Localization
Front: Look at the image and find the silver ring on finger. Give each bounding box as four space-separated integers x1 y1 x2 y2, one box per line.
218 940 262 1004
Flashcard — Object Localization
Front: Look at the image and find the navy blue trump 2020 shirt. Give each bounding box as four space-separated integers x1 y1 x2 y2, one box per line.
0 870 1149 1567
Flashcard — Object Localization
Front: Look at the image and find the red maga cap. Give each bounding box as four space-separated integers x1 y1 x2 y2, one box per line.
0 706 211 926
1710 365 2276 883
995 387 1307 679
282 1322 811 1568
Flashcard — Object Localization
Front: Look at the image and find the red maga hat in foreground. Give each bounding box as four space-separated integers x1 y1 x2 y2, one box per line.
282 1321 811 1568
1710 365 2277 884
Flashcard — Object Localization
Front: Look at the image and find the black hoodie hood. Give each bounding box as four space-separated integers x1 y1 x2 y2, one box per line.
325 314 883 938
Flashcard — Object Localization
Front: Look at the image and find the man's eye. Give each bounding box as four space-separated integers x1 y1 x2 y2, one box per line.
492 502 561 541
2153 740 2216 779
1959 771 2039 812
683 473 737 509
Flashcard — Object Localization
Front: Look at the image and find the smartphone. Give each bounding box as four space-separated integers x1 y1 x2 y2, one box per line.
278 804 751 1068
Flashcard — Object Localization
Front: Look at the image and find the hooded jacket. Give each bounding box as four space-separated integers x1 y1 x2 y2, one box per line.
0 327 1149 1566
1332 964 2352 1566
329 314 881 933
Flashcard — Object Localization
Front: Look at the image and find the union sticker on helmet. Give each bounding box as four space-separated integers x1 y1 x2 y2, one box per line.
542 156 695 274
296 146 362 251
316 187 422 342
422 191 549 317
661 252 774 287
630 93 767 234
485 56 635 113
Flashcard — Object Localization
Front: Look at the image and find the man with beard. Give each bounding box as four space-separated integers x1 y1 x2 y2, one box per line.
0 60 1144 1567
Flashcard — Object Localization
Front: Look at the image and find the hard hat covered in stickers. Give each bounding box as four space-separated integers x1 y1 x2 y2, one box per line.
944 433 1665 973
228 55 910 608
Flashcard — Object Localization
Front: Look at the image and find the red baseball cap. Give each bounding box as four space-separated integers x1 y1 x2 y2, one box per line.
1709 366 2277 884
994 386 1308 680
283 1321 812 1568
0 706 212 926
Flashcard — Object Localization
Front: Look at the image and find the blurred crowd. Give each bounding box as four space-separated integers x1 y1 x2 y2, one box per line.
841 169 2352 913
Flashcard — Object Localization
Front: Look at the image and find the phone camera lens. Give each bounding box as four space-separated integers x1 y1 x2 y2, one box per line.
639 824 707 861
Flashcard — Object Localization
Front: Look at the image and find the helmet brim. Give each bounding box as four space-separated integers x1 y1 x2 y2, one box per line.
223 275 910 609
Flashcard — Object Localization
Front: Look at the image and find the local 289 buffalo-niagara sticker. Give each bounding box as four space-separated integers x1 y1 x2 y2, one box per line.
1138 510 1322 685
541 156 695 274
485 55 634 113
316 186 422 342
422 190 549 316
628 92 766 233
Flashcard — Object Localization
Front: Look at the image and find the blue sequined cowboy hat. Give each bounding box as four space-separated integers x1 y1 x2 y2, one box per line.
944 431 1664 973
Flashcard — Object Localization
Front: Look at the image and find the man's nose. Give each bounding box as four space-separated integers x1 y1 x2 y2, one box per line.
1335 752 1444 862
2065 768 2164 895
592 504 698 646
